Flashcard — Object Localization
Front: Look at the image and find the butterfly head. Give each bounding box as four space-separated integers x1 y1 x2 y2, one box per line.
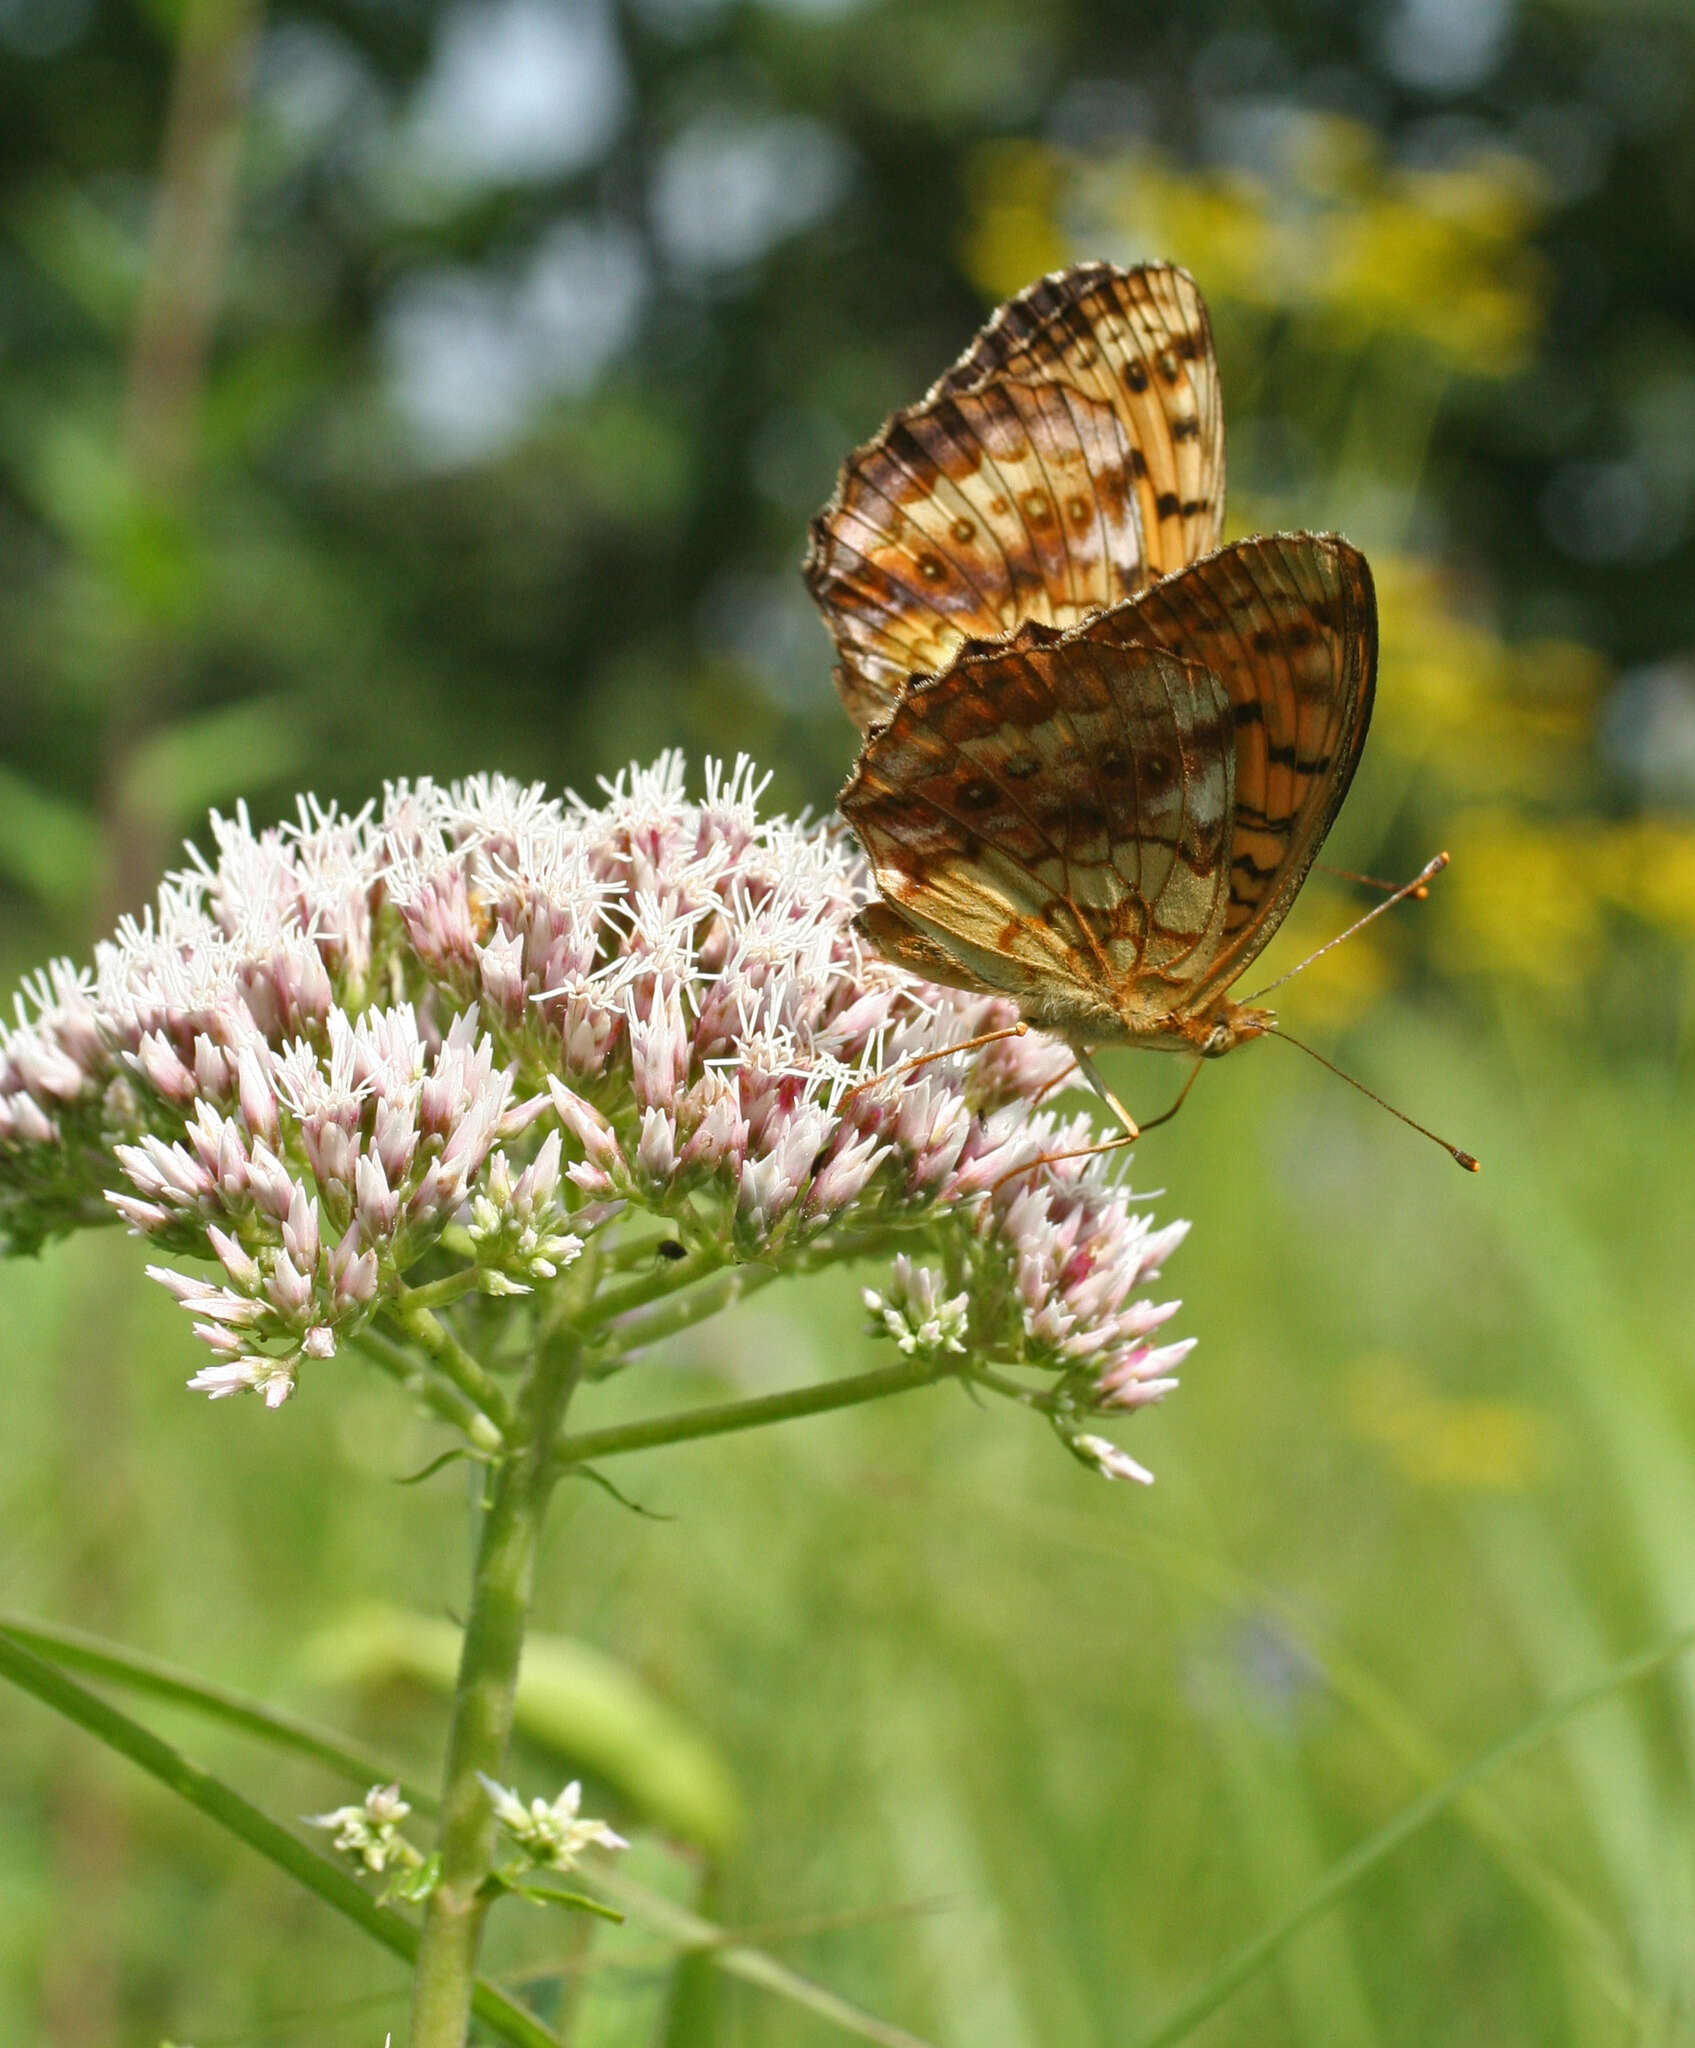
1192 1001 1275 1058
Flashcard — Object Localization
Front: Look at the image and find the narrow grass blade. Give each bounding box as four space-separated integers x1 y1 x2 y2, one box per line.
1131 1624 1695 2048
588 1865 942 2048
0 1609 435 1809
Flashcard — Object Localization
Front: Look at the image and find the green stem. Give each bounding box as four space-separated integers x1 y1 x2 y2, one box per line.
402 1269 482 1314
388 1294 515 1441
556 1355 948 1469
581 1244 725 1328
407 1327 582 2048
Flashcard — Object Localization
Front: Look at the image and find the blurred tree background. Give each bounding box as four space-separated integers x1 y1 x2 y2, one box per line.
4 0 1695 2042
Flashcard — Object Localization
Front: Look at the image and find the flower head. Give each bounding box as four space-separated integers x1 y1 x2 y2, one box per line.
0 755 1190 1471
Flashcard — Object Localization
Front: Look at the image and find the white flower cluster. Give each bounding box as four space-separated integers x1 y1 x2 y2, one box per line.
308 1783 422 1877
0 755 1192 1464
478 1775 628 1873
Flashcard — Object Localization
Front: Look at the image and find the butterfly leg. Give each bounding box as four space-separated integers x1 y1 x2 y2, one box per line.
1071 1047 1140 1140
1135 1056 1205 1134
837 1022 1028 1113
987 1045 1139 1195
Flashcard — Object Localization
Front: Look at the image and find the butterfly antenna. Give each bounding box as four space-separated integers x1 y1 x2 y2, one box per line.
1244 852 1449 1004
1317 862 1434 900
1266 1025 1479 1172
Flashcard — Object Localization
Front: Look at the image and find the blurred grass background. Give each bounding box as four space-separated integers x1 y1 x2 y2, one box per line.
4 0 1695 2040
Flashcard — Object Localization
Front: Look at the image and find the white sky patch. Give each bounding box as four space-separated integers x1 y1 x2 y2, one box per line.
651 113 853 275
399 0 629 191
381 220 649 466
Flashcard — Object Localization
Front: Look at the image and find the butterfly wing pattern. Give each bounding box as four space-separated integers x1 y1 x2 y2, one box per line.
839 535 1377 1056
1073 532 1377 1013
805 263 1225 731
843 629 1237 1044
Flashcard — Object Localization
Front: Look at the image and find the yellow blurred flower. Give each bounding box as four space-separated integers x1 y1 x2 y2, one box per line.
1348 1355 1557 1491
962 115 1547 377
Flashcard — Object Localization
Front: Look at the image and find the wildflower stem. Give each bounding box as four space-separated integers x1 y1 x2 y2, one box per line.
555 1355 949 1469
388 1294 516 1440
580 1244 725 1328
350 1327 491 1441
401 1269 483 1314
407 1324 583 2048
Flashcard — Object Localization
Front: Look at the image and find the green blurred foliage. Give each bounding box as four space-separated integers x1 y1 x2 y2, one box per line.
4 0 1695 2042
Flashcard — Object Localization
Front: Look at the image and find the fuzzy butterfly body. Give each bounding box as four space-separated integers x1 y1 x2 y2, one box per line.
810 260 1378 1086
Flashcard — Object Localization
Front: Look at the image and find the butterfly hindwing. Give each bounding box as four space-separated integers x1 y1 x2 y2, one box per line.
1078 533 1377 997
806 262 1225 731
840 633 1237 1040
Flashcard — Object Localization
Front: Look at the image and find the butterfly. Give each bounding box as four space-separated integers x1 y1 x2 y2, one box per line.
809 263 1381 1134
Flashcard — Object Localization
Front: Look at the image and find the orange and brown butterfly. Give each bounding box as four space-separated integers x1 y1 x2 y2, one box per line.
807 262 1393 1147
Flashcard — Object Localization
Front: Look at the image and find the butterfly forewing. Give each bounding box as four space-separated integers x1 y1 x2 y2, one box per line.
806 262 1225 731
1079 534 1377 998
934 261 1225 583
840 636 1237 1041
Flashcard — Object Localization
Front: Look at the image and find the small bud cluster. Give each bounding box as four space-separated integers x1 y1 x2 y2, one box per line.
0 756 1192 1469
